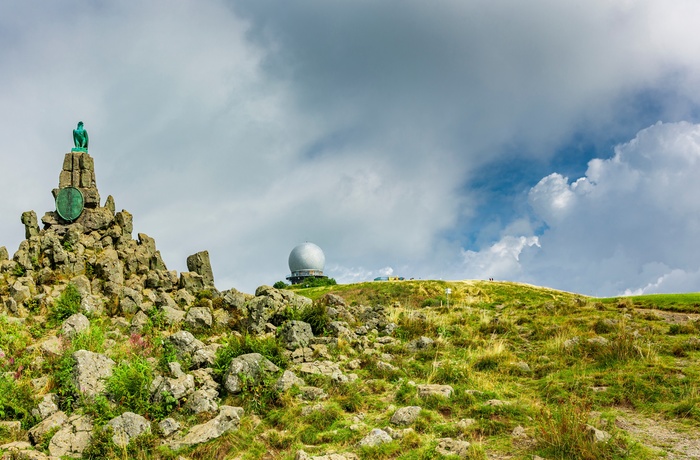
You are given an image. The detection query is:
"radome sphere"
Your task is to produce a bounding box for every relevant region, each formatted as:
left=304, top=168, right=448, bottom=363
left=288, top=242, right=325, bottom=274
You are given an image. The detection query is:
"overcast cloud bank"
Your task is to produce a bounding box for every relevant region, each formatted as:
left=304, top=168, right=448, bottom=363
left=1, top=1, right=700, bottom=296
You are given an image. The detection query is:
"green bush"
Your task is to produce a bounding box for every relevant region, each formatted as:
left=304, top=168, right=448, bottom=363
left=48, top=284, right=82, bottom=325
left=71, top=325, right=106, bottom=353
left=0, top=376, right=36, bottom=428
left=290, top=277, right=337, bottom=289
left=299, top=303, right=330, bottom=335
left=55, top=354, right=79, bottom=412
left=273, top=281, right=288, bottom=289
left=106, top=357, right=154, bottom=416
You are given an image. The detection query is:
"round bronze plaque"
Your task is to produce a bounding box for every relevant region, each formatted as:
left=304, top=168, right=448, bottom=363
left=56, top=187, right=84, bottom=222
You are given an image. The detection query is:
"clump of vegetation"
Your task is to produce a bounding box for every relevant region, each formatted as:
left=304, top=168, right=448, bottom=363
left=105, top=357, right=156, bottom=418
left=48, top=283, right=82, bottom=325
left=289, top=277, right=337, bottom=289
left=299, top=303, right=330, bottom=335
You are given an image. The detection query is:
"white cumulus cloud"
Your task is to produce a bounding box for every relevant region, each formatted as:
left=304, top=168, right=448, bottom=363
left=464, top=121, right=700, bottom=296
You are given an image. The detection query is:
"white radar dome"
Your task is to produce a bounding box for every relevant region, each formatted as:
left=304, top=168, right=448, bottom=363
left=288, top=242, right=325, bottom=273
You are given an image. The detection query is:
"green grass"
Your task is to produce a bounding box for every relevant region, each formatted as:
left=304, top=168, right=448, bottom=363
left=3, top=279, right=700, bottom=459
left=600, top=293, right=700, bottom=313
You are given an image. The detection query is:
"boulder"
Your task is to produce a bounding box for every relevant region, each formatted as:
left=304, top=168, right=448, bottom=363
left=32, top=394, right=60, bottom=421
left=179, top=272, right=204, bottom=293
left=298, top=360, right=349, bottom=384
left=184, top=389, right=219, bottom=414
left=168, top=406, right=243, bottom=450
left=390, top=406, right=422, bottom=426
left=158, top=418, right=180, bottom=437
left=48, top=415, right=93, bottom=458
left=417, top=384, right=453, bottom=399
left=184, top=306, right=213, bottom=330
left=21, top=211, right=40, bottom=239
left=278, top=320, right=314, bottom=350
left=435, top=438, right=471, bottom=458
left=357, top=428, right=392, bottom=447
left=71, top=350, right=115, bottom=397
left=274, top=370, right=306, bottom=392
left=406, top=336, right=434, bottom=352
left=186, top=251, right=215, bottom=288
left=224, top=353, right=279, bottom=394
left=106, top=412, right=151, bottom=448
left=28, top=411, right=68, bottom=445
left=95, top=248, right=123, bottom=285
left=167, top=330, right=205, bottom=360
left=152, top=372, right=195, bottom=402
left=61, top=313, right=90, bottom=338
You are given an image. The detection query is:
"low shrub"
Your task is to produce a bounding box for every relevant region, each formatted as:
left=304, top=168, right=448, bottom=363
left=48, top=284, right=82, bottom=325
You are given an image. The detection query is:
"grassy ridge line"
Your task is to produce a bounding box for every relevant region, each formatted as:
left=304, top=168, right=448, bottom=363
left=295, top=280, right=700, bottom=313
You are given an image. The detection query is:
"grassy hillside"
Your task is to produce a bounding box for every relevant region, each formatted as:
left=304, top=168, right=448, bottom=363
left=2, top=279, right=700, bottom=459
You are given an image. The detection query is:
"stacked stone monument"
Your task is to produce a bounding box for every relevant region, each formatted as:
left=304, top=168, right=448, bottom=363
left=0, top=122, right=235, bottom=323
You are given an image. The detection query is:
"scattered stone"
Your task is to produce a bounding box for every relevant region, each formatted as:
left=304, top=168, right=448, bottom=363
left=299, top=386, right=328, bottom=401
left=186, top=251, right=215, bottom=288
left=406, top=336, right=434, bottom=352
left=513, top=361, right=531, bottom=373
left=563, top=337, right=580, bottom=349
left=278, top=320, right=314, bottom=350
left=167, top=330, right=205, bottom=360
left=457, top=418, right=477, bottom=430
left=106, top=412, right=151, bottom=448
left=168, top=406, right=243, bottom=450
left=298, top=360, right=348, bottom=384
left=71, top=350, right=115, bottom=397
left=32, top=394, right=59, bottom=421
left=185, top=389, right=219, bottom=414
left=152, top=372, right=195, bottom=402
left=158, top=418, right=180, bottom=438
left=511, top=425, right=528, bottom=439
left=390, top=406, right=422, bottom=426
left=274, top=370, right=306, bottom=392
left=48, top=414, right=93, bottom=458
left=435, top=438, right=471, bottom=458
left=130, top=310, right=150, bottom=334
left=416, top=384, right=453, bottom=399
left=588, top=336, right=610, bottom=346
left=224, top=353, right=280, bottom=394
left=376, top=361, right=398, bottom=372
left=39, top=337, right=64, bottom=358
left=61, top=313, right=90, bottom=338
left=184, top=306, right=213, bottom=329
left=357, top=428, right=392, bottom=447
left=586, top=424, right=611, bottom=443
left=485, top=399, right=511, bottom=407
left=28, top=411, right=67, bottom=445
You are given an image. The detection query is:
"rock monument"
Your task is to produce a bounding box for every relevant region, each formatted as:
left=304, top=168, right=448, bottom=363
left=1, top=122, right=217, bottom=315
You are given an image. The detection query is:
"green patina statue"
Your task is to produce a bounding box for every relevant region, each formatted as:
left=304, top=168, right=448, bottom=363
left=72, top=121, right=89, bottom=151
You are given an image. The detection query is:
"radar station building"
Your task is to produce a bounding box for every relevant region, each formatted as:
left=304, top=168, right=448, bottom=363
left=286, top=242, right=327, bottom=284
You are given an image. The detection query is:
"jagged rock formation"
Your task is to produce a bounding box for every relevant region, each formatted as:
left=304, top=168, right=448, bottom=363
left=0, top=150, right=222, bottom=321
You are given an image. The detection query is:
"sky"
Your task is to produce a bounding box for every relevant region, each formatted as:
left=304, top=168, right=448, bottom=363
left=1, top=0, right=700, bottom=297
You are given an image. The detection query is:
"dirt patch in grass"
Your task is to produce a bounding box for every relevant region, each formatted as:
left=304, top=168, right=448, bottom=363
left=615, top=408, right=700, bottom=459
left=636, top=308, right=700, bottom=325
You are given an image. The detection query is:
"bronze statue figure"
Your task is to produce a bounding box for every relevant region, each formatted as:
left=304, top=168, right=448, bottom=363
left=73, top=121, right=89, bottom=150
